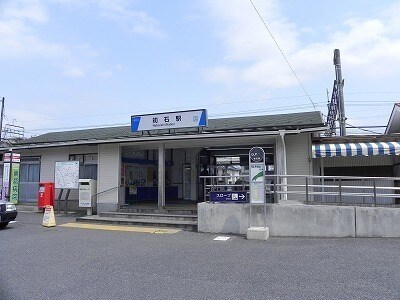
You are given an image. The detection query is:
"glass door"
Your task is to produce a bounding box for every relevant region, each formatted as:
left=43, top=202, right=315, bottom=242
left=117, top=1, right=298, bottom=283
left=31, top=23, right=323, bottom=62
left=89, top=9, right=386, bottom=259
left=19, top=161, right=40, bottom=203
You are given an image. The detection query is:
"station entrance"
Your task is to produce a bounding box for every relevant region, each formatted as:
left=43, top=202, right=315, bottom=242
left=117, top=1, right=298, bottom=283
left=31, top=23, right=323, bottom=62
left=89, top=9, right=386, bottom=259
left=120, top=141, right=275, bottom=207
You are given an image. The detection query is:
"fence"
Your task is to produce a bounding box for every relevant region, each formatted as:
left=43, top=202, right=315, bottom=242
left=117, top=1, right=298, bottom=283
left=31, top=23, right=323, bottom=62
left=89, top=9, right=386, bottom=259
left=200, top=174, right=400, bottom=206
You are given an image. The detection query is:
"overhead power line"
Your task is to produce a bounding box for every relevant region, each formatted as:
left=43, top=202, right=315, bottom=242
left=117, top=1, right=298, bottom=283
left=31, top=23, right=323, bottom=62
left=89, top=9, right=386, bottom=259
left=345, top=122, right=382, bottom=135
left=249, top=0, right=317, bottom=110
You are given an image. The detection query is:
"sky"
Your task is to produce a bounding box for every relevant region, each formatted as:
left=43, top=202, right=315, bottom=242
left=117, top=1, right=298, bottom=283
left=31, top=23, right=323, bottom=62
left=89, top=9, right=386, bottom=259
left=1, top=0, right=400, bottom=138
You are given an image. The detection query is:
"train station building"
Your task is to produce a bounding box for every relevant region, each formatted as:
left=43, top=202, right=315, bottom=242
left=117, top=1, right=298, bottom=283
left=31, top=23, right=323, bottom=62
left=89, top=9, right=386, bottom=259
left=0, top=110, right=326, bottom=212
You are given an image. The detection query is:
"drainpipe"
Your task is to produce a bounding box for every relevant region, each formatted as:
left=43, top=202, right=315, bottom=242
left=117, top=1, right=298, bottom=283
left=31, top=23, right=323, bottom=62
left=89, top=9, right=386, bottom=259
left=279, top=130, right=288, bottom=201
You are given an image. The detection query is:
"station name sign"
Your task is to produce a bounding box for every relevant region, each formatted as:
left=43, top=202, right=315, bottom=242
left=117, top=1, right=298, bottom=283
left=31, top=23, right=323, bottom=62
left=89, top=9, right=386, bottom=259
left=131, top=109, right=208, bottom=132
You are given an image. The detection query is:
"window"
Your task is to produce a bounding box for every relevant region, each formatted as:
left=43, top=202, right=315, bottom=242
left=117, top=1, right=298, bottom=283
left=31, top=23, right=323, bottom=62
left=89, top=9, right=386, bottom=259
left=69, top=154, right=98, bottom=180
left=20, top=163, right=40, bottom=182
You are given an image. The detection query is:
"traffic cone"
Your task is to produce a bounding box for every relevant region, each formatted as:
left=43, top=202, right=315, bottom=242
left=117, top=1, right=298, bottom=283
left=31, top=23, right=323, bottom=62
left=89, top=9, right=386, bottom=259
left=42, top=205, right=56, bottom=227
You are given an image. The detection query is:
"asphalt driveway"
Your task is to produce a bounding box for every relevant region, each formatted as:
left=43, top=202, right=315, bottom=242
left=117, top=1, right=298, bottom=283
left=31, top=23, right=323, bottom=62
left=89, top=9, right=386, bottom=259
left=1, top=212, right=399, bottom=300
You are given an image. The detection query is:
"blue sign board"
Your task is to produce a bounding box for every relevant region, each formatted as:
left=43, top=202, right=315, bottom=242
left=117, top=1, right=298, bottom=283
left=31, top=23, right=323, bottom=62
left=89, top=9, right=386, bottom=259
left=209, top=191, right=247, bottom=202
left=131, top=109, right=207, bottom=132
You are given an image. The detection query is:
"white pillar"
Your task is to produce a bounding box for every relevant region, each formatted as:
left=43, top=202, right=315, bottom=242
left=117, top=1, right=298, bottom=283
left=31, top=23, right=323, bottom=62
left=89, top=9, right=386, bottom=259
left=158, top=143, right=165, bottom=207
left=188, top=148, right=201, bottom=201
left=190, top=157, right=198, bottom=201
left=279, top=130, right=287, bottom=201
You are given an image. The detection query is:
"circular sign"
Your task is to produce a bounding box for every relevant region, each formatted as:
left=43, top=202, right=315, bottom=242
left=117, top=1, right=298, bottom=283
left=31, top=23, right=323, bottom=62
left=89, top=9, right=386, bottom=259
left=249, top=147, right=264, bottom=163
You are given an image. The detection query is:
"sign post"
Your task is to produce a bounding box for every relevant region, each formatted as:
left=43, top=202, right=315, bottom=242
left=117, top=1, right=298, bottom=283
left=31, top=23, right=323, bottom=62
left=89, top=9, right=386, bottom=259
left=247, top=147, right=269, bottom=240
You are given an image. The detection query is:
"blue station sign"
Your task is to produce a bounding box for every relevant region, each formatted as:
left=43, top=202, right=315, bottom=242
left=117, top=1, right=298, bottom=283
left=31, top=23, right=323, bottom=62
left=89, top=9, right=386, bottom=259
left=209, top=191, right=247, bottom=202
left=131, top=109, right=207, bottom=132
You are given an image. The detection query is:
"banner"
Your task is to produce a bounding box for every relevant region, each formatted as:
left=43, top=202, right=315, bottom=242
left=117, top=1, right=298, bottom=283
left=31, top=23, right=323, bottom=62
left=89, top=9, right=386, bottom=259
left=10, top=162, right=20, bottom=204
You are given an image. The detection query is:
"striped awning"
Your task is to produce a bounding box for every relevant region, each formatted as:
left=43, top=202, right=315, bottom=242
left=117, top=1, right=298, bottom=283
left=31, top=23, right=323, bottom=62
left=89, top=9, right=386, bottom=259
left=312, top=142, right=400, bottom=158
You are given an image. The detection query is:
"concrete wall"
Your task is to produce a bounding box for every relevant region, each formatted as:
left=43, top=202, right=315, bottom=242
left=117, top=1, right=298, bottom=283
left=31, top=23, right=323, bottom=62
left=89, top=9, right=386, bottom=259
left=198, top=203, right=355, bottom=237
left=198, top=202, right=400, bottom=237
left=356, top=207, right=400, bottom=237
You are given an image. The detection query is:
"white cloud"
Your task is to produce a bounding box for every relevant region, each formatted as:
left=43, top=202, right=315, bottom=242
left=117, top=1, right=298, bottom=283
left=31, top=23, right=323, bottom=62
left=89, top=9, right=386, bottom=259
left=97, top=0, right=166, bottom=38
left=53, top=0, right=166, bottom=38
left=0, top=0, right=94, bottom=77
left=3, top=0, right=48, bottom=23
left=203, top=0, right=400, bottom=88
left=0, top=0, right=165, bottom=77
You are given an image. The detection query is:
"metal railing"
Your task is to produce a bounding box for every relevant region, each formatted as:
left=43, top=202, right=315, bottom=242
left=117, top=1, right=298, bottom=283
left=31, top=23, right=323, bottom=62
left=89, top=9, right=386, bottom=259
left=200, top=174, right=400, bottom=206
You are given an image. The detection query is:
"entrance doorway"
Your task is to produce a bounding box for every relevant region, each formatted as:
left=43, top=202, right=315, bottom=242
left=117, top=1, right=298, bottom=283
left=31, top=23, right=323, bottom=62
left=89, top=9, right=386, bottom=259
left=19, top=158, right=40, bottom=203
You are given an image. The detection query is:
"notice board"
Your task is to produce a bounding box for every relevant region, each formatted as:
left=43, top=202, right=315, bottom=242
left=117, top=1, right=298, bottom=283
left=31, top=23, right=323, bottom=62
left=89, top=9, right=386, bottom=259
left=55, top=161, right=80, bottom=189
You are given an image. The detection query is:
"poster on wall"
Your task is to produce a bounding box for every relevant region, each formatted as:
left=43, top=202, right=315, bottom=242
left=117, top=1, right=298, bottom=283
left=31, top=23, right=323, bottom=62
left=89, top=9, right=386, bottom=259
left=55, top=161, right=80, bottom=189
left=132, top=166, right=147, bottom=186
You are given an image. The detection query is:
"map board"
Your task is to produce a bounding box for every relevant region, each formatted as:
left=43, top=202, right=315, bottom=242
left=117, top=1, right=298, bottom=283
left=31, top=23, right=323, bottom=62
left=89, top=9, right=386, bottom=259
left=55, top=161, right=80, bottom=189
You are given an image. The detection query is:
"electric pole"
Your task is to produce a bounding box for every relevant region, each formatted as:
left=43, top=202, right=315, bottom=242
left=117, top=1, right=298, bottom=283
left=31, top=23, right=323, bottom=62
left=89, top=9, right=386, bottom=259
left=0, top=97, right=4, bottom=144
left=333, top=49, right=346, bottom=136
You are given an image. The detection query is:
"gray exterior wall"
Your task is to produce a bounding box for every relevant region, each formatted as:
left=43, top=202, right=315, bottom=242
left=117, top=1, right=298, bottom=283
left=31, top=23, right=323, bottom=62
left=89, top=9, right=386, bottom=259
left=286, top=133, right=312, bottom=176
left=276, top=132, right=312, bottom=202
left=40, top=148, right=68, bottom=182
left=17, top=145, right=98, bottom=211
left=97, top=143, right=121, bottom=212
left=321, top=155, right=393, bottom=168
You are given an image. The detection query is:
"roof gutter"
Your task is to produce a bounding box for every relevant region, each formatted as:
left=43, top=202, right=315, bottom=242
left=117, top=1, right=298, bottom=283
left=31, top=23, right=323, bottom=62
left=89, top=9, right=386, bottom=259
left=3, top=126, right=328, bottom=151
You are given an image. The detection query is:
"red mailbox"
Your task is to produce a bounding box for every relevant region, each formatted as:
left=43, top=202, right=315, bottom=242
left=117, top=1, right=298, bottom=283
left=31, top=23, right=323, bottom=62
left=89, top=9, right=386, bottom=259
left=38, top=182, right=55, bottom=209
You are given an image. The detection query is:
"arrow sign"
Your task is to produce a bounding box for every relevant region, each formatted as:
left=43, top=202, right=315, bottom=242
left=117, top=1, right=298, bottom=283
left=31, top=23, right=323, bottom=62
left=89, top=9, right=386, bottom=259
left=209, top=191, right=247, bottom=202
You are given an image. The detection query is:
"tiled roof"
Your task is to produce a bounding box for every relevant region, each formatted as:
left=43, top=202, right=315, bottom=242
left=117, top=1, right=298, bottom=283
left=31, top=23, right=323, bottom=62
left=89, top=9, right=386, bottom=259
left=13, top=111, right=324, bottom=146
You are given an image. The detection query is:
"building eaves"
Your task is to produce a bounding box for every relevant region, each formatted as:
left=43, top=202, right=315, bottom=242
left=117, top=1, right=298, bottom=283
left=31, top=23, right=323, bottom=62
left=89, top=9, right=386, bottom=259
left=10, top=111, right=324, bottom=148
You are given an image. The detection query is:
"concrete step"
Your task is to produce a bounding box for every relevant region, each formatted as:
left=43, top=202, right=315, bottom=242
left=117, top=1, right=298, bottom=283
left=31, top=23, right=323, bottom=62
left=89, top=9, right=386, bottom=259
left=119, top=207, right=197, bottom=215
left=76, top=215, right=197, bottom=231
left=16, top=204, right=42, bottom=212
left=100, top=212, right=197, bottom=221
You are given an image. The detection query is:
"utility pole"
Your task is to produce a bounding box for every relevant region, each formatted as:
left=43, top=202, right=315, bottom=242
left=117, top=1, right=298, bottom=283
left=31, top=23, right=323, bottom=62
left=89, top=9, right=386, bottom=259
left=333, top=49, right=346, bottom=136
left=0, top=97, right=4, bottom=144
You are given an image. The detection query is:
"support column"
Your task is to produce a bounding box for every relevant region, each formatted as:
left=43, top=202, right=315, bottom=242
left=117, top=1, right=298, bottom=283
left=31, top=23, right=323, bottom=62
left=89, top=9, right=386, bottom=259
left=276, top=132, right=303, bottom=205
left=190, top=155, right=198, bottom=201
left=158, top=143, right=166, bottom=207
left=187, top=148, right=201, bottom=201
left=278, top=131, right=288, bottom=202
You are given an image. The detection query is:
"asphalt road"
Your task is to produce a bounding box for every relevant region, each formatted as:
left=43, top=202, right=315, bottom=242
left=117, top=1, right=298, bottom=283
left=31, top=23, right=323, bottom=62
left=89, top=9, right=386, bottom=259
left=1, top=212, right=400, bottom=300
